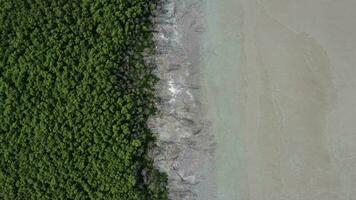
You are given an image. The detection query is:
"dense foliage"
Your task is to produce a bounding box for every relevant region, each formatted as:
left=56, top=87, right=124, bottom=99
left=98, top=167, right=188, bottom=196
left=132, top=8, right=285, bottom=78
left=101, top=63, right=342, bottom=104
left=0, top=0, right=167, bottom=199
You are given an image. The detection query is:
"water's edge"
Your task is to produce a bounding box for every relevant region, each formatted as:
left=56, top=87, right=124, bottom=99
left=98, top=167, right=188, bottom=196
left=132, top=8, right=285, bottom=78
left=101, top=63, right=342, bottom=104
left=149, top=1, right=214, bottom=199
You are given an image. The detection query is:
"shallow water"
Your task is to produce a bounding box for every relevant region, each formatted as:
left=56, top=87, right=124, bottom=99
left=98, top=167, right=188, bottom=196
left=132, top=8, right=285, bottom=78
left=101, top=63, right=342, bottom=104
left=202, top=0, right=247, bottom=199
left=201, top=0, right=356, bottom=199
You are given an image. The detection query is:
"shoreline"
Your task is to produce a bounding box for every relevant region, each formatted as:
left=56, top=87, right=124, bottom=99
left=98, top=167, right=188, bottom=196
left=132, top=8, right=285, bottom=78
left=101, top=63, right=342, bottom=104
left=150, top=0, right=213, bottom=199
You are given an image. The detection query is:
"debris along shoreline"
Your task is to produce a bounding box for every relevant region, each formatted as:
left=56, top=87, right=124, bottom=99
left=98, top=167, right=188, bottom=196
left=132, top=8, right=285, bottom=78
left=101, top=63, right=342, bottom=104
left=149, top=0, right=214, bottom=199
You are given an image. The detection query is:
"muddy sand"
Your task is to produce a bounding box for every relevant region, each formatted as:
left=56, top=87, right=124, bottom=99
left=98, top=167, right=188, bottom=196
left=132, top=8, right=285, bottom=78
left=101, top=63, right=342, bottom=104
left=153, top=0, right=356, bottom=199
left=202, top=0, right=356, bottom=199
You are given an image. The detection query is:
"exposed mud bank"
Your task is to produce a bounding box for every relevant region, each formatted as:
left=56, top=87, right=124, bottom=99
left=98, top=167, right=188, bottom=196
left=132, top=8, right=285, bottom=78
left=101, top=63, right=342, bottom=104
left=149, top=0, right=213, bottom=199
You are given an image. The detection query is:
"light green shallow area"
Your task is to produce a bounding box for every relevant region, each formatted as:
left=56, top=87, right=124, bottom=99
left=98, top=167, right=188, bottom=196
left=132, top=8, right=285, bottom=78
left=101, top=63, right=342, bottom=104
left=202, top=1, right=248, bottom=199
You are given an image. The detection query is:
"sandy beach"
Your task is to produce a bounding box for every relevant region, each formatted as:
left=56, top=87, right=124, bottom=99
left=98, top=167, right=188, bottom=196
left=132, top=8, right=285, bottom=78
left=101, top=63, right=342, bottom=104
left=201, top=0, right=356, bottom=199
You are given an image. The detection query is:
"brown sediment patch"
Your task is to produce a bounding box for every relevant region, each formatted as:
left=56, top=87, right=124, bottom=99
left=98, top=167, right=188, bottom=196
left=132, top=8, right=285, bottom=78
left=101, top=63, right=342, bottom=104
left=240, top=2, right=338, bottom=198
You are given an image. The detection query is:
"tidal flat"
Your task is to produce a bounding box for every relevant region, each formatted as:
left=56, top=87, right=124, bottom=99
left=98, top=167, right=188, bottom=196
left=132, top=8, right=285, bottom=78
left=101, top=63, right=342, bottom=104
left=200, top=0, right=356, bottom=199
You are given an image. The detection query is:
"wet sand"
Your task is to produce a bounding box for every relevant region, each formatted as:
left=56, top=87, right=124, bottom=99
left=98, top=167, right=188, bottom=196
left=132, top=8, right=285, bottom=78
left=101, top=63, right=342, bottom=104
left=202, top=0, right=356, bottom=199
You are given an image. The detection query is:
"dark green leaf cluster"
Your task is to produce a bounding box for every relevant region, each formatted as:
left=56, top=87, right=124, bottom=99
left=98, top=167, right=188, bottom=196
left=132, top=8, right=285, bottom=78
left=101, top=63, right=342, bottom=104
left=0, top=0, right=167, bottom=199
